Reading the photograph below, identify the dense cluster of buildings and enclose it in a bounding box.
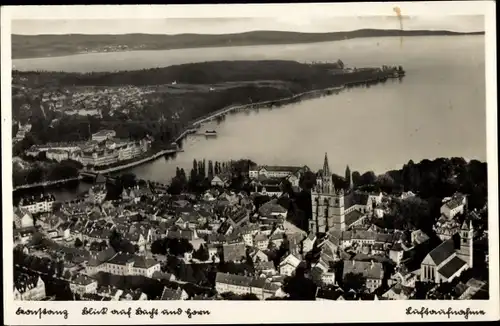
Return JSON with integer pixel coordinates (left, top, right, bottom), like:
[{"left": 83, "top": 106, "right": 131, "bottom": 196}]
[
  {"left": 25, "top": 129, "right": 151, "bottom": 168},
  {"left": 12, "top": 153, "right": 488, "bottom": 301}
]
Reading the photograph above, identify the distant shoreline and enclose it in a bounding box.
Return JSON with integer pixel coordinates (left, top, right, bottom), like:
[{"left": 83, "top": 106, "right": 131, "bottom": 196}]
[{"left": 12, "top": 29, "right": 484, "bottom": 60}]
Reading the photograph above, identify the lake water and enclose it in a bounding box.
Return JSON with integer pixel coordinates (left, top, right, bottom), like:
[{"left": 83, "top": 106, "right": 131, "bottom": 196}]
[{"left": 14, "top": 36, "right": 486, "bottom": 188}]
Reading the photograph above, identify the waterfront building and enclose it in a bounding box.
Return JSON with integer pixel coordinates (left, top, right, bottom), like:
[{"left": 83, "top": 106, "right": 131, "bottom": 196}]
[
  {"left": 248, "top": 165, "right": 309, "bottom": 180},
  {"left": 80, "top": 148, "right": 119, "bottom": 167},
  {"left": 92, "top": 130, "right": 116, "bottom": 142},
  {"left": 25, "top": 143, "right": 83, "bottom": 157},
  {"left": 18, "top": 194, "right": 56, "bottom": 214},
  {"left": 46, "top": 149, "right": 69, "bottom": 162}
]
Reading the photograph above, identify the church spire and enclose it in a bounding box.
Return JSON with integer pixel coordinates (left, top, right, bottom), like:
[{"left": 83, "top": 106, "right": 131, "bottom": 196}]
[{"left": 323, "top": 152, "right": 330, "bottom": 177}]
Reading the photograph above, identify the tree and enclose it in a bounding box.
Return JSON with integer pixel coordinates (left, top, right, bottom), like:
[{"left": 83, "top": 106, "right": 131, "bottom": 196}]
[
  {"left": 352, "top": 171, "right": 362, "bottom": 187},
  {"left": 240, "top": 293, "right": 259, "bottom": 300},
  {"left": 74, "top": 238, "right": 83, "bottom": 248},
  {"left": 119, "top": 173, "right": 137, "bottom": 189},
  {"left": 26, "top": 166, "right": 44, "bottom": 184},
  {"left": 342, "top": 272, "right": 366, "bottom": 293},
  {"left": 30, "top": 232, "right": 44, "bottom": 246},
  {"left": 63, "top": 270, "right": 72, "bottom": 279},
  {"left": 345, "top": 165, "right": 352, "bottom": 190},
  {"left": 56, "top": 260, "right": 65, "bottom": 277},
  {"left": 299, "top": 171, "right": 317, "bottom": 190},
  {"left": 193, "top": 244, "right": 209, "bottom": 261},
  {"left": 108, "top": 229, "right": 135, "bottom": 254},
  {"left": 337, "top": 59, "right": 345, "bottom": 69},
  {"left": 208, "top": 160, "right": 214, "bottom": 179},
  {"left": 360, "top": 171, "right": 377, "bottom": 186},
  {"left": 376, "top": 173, "right": 396, "bottom": 193},
  {"left": 282, "top": 267, "right": 317, "bottom": 300}
]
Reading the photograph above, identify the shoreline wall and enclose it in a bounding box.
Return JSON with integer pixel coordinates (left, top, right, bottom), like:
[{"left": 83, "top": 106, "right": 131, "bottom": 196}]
[{"left": 13, "top": 176, "right": 82, "bottom": 191}]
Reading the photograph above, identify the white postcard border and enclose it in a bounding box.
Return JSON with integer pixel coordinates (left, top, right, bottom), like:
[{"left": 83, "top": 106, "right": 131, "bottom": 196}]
[{"left": 1, "top": 2, "right": 498, "bottom": 324}]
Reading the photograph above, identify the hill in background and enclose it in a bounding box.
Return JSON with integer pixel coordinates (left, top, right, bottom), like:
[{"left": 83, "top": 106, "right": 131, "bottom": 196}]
[{"left": 12, "top": 29, "right": 484, "bottom": 59}]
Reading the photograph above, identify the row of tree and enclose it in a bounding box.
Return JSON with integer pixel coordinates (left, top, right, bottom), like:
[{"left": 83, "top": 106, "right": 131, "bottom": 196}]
[
  {"left": 150, "top": 237, "right": 194, "bottom": 257},
  {"left": 168, "top": 158, "right": 256, "bottom": 195},
  {"left": 13, "top": 159, "right": 82, "bottom": 187}
]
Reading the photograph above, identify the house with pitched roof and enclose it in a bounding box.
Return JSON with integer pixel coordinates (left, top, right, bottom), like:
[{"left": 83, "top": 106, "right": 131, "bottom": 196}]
[
  {"left": 211, "top": 175, "right": 231, "bottom": 188},
  {"left": 214, "top": 272, "right": 279, "bottom": 300},
  {"left": 13, "top": 207, "right": 34, "bottom": 229},
  {"left": 119, "top": 289, "right": 148, "bottom": 301},
  {"left": 215, "top": 272, "right": 253, "bottom": 296},
  {"left": 315, "top": 287, "right": 345, "bottom": 301},
  {"left": 458, "top": 278, "right": 489, "bottom": 300},
  {"left": 278, "top": 253, "right": 302, "bottom": 276},
  {"left": 255, "top": 261, "right": 277, "bottom": 275},
  {"left": 382, "top": 283, "right": 415, "bottom": 300},
  {"left": 98, "top": 252, "right": 161, "bottom": 277},
  {"left": 249, "top": 248, "right": 269, "bottom": 263},
  {"left": 68, "top": 273, "right": 98, "bottom": 295},
  {"left": 160, "top": 287, "right": 188, "bottom": 300},
  {"left": 254, "top": 233, "right": 269, "bottom": 251},
  {"left": 18, "top": 194, "right": 56, "bottom": 214},
  {"left": 389, "top": 242, "right": 404, "bottom": 265},
  {"left": 389, "top": 265, "right": 418, "bottom": 288},
  {"left": 13, "top": 273, "right": 46, "bottom": 301},
  {"left": 342, "top": 260, "right": 384, "bottom": 293},
  {"left": 226, "top": 206, "right": 250, "bottom": 229},
  {"left": 411, "top": 229, "right": 430, "bottom": 246},
  {"left": 222, "top": 242, "right": 247, "bottom": 262},
  {"left": 302, "top": 233, "right": 317, "bottom": 254},
  {"left": 440, "top": 193, "right": 467, "bottom": 220},
  {"left": 258, "top": 199, "right": 288, "bottom": 219}
]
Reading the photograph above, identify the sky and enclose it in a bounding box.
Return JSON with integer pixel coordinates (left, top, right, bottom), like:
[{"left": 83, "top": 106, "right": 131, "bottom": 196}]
[{"left": 12, "top": 15, "right": 484, "bottom": 35}]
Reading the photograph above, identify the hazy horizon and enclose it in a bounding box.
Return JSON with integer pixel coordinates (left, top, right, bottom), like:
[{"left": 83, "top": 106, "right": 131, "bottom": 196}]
[{"left": 12, "top": 15, "right": 484, "bottom": 35}]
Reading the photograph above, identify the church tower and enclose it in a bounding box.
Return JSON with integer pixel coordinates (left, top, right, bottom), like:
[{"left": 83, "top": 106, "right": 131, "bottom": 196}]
[
  {"left": 457, "top": 219, "right": 474, "bottom": 268},
  {"left": 310, "top": 153, "right": 345, "bottom": 234}
]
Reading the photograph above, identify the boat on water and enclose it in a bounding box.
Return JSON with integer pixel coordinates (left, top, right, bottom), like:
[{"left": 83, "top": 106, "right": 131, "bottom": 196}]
[{"left": 204, "top": 130, "right": 217, "bottom": 136}]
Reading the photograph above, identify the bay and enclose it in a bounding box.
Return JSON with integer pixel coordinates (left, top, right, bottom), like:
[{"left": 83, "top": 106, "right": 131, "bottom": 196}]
[{"left": 13, "top": 35, "right": 486, "bottom": 186}]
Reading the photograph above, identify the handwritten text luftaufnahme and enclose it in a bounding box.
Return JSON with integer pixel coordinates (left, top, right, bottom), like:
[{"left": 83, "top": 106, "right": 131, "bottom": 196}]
[{"left": 406, "top": 307, "right": 486, "bottom": 320}]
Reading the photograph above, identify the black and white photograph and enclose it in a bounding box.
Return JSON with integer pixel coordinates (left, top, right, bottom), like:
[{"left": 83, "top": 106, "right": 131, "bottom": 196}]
[{"left": 2, "top": 2, "right": 498, "bottom": 324}]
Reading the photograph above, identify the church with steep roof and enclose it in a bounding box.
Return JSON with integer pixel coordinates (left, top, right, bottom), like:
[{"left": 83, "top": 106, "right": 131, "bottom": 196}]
[{"left": 309, "top": 153, "right": 382, "bottom": 234}]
